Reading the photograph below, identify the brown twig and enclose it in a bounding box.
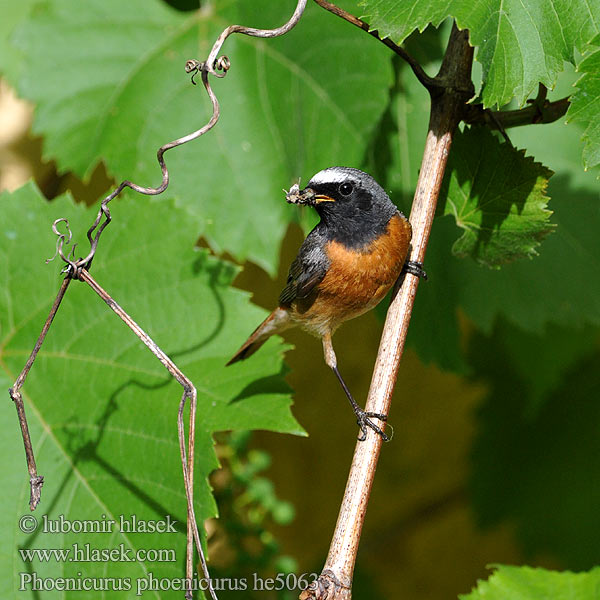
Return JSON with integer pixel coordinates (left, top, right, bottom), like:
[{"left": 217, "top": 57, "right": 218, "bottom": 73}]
[
  {"left": 301, "top": 24, "right": 474, "bottom": 600},
  {"left": 312, "top": 0, "right": 438, "bottom": 91},
  {"left": 76, "top": 267, "right": 215, "bottom": 600},
  {"left": 8, "top": 276, "right": 72, "bottom": 510},
  {"left": 464, "top": 96, "right": 570, "bottom": 129}
]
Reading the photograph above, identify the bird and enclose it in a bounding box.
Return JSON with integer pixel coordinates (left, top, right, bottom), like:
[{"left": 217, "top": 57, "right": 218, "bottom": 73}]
[{"left": 227, "top": 166, "right": 425, "bottom": 441}]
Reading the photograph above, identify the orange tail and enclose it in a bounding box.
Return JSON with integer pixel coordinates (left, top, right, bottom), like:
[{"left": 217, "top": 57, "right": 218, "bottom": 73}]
[{"left": 226, "top": 307, "right": 291, "bottom": 365}]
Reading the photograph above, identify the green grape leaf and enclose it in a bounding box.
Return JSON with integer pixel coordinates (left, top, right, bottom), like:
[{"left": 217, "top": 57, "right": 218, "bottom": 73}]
[
  {"left": 423, "top": 170, "right": 600, "bottom": 347},
  {"left": 454, "top": 73, "right": 600, "bottom": 336},
  {"left": 458, "top": 161, "right": 600, "bottom": 335},
  {"left": 357, "top": 0, "right": 600, "bottom": 107},
  {"left": 461, "top": 565, "right": 600, "bottom": 600},
  {"left": 568, "top": 35, "right": 600, "bottom": 171},
  {"left": 402, "top": 135, "right": 600, "bottom": 370},
  {"left": 0, "top": 183, "right": 302, "bottom": 598},
  {"left": 10, "top": 0, "right": 392, "bottom": 274},
  {"left": 0, "top": 0, "right": 36, "bottom": 80},
  {"left": 440, "top": 127, "right": 554, "bottom": 268},
  {"left": 357, "top": 0, "right": 449, "bottom": 48}
]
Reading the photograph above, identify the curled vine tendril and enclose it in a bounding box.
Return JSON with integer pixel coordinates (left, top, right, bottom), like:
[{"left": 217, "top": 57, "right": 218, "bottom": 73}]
[
  {"left": 46, "top": 219, "right": 71, "bottom": 263},
  {"left": 46, "top": 219, "right": 79, "bottom": 274},
  {"left": 185, "top": 55, "right": 231, "bottom": 84},
  {"left": 51, "top": 0, "right": 307, "bottom": 278}
]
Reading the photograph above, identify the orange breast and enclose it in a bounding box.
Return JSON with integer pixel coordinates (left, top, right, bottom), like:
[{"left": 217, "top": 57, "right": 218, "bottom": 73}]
[{"left": 291, "top": 213, "right": 411, "bottom": 336}]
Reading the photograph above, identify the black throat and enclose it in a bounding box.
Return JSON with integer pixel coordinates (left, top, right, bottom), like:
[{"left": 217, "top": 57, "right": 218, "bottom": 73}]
[{"left": 316, "top": 203, "right": 398, "bottom": 250}]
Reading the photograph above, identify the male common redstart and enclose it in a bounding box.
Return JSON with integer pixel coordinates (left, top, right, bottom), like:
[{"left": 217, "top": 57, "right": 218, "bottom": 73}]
[{"left": 227, "top": 167, "right": 425, "bottom": 441}]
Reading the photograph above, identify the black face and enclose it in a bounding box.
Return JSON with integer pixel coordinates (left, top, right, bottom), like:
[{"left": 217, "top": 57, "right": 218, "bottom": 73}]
[{"left": 287, "top": 167, "right": 398, "bottom": 249}]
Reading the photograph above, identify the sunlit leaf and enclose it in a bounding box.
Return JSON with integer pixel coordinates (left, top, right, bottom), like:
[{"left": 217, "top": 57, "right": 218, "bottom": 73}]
[
  {"left": 440, "top": 127, "right": 554, "bottom": 268},
  {"left": 358, "top": 0, "right": 600, "bottom": 107},
  {"left": 568, "top": 35, "right": 600, "bottom": 171},
  {"left": 0, "top": 183, "right": 301, "bottom": 599},
  {"left": 461, "top": 565, "right": 600, "bottom": 600}
]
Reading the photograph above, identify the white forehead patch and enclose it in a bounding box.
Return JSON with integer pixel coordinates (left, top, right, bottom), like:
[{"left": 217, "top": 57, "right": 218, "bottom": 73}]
[{"left": 309, "top": 168, "right": 354, "bottom": 186}]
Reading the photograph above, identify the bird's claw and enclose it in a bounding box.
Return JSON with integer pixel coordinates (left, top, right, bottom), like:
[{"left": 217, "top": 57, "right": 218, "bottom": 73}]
[
  {"left": 356, "top": 410, "right": 388, "bottom": 442},
  {"left": 404, "top": 260, "right": 427, "bottom": 280}
]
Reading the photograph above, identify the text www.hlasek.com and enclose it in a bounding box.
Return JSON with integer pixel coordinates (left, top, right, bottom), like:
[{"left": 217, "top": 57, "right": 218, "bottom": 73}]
[{"left": 19, "top": 543, "right": 175, "bottom": 563}]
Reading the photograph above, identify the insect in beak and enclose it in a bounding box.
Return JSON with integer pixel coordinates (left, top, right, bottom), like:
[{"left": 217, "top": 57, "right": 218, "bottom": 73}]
[{"left": 285, "top": 185, "right": 334, "bottom": 206}]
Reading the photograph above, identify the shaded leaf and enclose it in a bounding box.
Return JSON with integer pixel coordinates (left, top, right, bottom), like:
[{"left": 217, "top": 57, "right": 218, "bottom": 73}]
[
  {"left": 357, "top": 0, "right": 600, "bottom": 107},
  {"left": 401, "top": 169, "right": 600, "bottom": 371},
  {"left": 568, "top": 35, "right": 600, "bottom": 171},
  {"left": 460, "top": 565, "right": 600, "bottom": 600},
  {"left": 456, "top": 72, "right": 600, "bottom": 334},
  {"left": 468, "top": 325, "right": 600, "bottom": 569},
  {"left": 10, "top": 0, "right": 393, "bottom": 274},
  {"left": 494, "top": 320, "right": 599, "bottom": 415},
  {"left": 440, "top": 127, "right": 554, "bottom": 268},
  {"left": 404, "top": 215, "right": 467, "bottom": 371},
  {"left": 0, "top": 183, "right": 301, "bottom": 598},
  {"left": 458, "top": 178, "right": 600, "bottom": 335}
]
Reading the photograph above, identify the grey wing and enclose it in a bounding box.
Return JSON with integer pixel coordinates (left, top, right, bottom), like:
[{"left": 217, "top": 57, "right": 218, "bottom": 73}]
[{"left": 278, "top": 242, "right": 329, "bottom": 307}]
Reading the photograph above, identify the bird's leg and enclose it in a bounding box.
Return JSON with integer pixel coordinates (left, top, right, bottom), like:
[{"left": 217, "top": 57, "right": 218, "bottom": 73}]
[
  {"left": 322, "top": 333, "right": 388, "bottom": 442},
  {"left": 403, "top": 260, "right": 428, "bottom": 280}
]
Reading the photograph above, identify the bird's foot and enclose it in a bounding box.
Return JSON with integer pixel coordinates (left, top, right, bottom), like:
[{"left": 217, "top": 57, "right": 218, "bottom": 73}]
[
  {"left": 404, "top": 260, "right": 428, "bottom": 280},
  {"left": 355, "top": 409, "right": 388, "bottom": 442}
]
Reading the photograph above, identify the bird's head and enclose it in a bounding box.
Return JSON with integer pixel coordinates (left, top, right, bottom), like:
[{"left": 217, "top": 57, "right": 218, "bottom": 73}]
[{"left": 285, "top": 167, "right": 398, "bottom": 247}]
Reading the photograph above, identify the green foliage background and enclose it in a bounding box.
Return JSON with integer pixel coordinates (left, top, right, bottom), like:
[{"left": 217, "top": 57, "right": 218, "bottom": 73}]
[{"left": 1, "top": 0, "right": 599, "bottom": 599}]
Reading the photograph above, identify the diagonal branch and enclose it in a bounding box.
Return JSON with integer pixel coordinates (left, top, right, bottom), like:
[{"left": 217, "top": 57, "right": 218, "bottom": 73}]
[
  {"left": 312, "top": 0, "right": 438, "bottom": 91},
  {"left": 9, "top": 276, "right": 72, "bottom": 510},
  {"left": 302, "top": 23, "right": 474, "bottom": 600}
]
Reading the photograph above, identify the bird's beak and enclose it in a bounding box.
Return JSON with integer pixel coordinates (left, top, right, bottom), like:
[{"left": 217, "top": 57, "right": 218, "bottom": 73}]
[{"left": 285, "top": 185, "right": 334, "bottom": 206}]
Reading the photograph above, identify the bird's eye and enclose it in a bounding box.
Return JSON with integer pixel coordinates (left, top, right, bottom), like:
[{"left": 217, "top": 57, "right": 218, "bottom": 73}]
[{"left": 339, "top": 182, "right": 353, "bottom": 196}]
